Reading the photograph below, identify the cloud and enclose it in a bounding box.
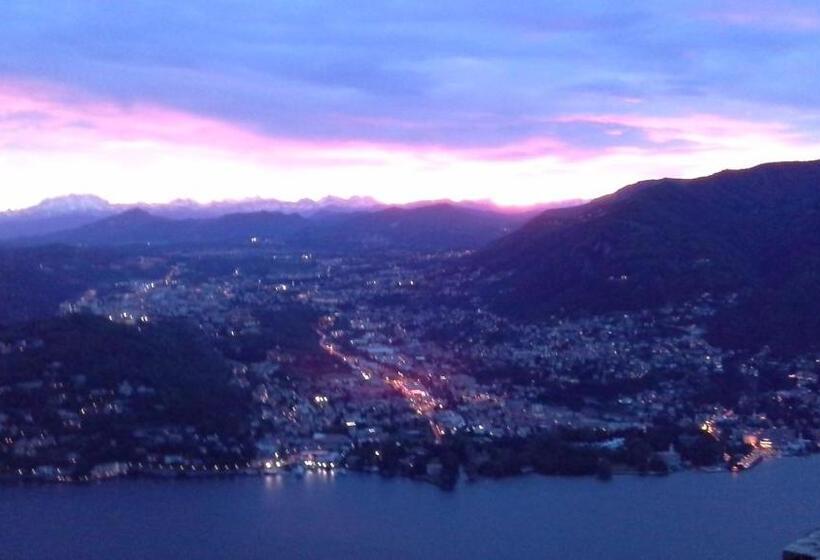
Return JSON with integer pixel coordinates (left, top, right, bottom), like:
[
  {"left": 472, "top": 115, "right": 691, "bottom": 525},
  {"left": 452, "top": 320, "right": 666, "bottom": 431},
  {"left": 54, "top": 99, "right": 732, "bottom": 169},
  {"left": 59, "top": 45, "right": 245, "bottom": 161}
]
[
  {"left": 1, "top": 2, "right": 818, "bottom": 143},
  {"left": 1, "top": 1, "right": 820, "bottom": 207},
  {"left": 2, "top": 80, "right": 820, "bottom": 212}
]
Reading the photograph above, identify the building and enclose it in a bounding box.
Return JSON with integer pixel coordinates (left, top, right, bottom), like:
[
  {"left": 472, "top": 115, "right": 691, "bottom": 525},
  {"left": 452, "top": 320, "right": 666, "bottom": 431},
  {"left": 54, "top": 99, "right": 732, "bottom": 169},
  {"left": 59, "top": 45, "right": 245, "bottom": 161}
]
[{"left": 90, "top": 462, "right": 130, "bottom": 480}]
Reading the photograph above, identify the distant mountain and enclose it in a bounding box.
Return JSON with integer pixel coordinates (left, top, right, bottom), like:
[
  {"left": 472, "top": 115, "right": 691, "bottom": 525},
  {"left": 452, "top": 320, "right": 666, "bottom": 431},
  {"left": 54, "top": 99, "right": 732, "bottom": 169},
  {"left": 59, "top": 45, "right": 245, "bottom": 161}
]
[
  {"left": 145, "top": 195, "right": 384, "bottom": 219},
  {"left": 15, "top": 201, "right": 559, "bottom": 252},
  {"left": 0, "top": 195, "right": 383, "bottom": 241},
  {"left": 23, "top": 208, "right": 308, "bottom": 247},
  {"left": 476, "top": 159, "right": 820, "bottom": 353},
  {"left": 0, "top": 194, "right": 581, "bottom": 242},
  {"left": 305, "top": 202, "right": 539, "bottom": 251},
  {"left": 19, "top": 194, "right": 114, "bottom": 215},
  {"left": 0, "top": 195, "right": 116, "bottom": 239}
]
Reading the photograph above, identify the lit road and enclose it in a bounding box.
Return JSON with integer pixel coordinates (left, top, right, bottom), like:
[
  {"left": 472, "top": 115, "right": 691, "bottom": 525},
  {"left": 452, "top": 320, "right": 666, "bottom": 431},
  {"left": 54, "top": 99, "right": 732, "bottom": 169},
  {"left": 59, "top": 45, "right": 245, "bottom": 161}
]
[{"left": 318, "top": 330, "right": 447, "bottom": 441}]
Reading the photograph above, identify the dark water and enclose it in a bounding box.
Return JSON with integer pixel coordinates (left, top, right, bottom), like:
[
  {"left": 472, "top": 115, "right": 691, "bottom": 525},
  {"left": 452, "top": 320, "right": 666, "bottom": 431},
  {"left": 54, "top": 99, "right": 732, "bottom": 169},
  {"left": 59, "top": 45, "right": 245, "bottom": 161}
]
[{"left": 3, "top": 457, "right": 820, "bottom": 560}]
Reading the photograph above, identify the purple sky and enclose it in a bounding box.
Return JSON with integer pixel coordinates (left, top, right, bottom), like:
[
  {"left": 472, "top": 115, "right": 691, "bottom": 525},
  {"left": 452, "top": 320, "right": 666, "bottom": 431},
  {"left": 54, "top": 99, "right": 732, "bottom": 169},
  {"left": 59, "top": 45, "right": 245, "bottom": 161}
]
[{"left": 2, "top": 1, "right": 820, "bottom": 209}]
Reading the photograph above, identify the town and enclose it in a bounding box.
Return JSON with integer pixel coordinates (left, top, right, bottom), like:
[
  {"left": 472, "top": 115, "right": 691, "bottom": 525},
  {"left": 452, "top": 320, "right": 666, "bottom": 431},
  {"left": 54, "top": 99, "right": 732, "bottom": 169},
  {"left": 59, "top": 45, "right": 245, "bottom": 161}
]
[{"left": 2, "top": 246, "right": 819, "bottom": 489}]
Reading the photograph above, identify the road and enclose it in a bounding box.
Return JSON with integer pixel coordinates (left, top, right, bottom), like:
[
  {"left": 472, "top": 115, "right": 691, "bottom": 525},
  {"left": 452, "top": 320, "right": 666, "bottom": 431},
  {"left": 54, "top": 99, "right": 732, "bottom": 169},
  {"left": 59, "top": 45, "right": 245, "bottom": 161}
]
[{"left": 318, "top": 330, "right": 447, "bottom": 441}]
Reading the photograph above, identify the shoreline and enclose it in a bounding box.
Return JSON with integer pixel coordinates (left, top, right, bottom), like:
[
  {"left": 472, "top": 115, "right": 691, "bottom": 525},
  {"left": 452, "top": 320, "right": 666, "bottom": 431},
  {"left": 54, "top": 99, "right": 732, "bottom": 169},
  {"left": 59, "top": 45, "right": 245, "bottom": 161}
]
[{"left": 4, "top": 452, "right": 806, "bottom": 489}]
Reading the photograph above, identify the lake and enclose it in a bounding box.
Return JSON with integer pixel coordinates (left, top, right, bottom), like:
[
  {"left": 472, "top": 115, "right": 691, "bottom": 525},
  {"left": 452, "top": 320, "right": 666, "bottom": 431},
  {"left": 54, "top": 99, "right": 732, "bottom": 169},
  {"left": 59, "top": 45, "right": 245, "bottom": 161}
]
[{"left": 3, "top": 456, "right": 820, "bottom": 560}]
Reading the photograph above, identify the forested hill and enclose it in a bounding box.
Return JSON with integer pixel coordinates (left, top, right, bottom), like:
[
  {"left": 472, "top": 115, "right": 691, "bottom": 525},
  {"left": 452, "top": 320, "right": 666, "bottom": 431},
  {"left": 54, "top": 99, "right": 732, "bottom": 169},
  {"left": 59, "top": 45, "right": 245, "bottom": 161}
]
[{"left": 476, "top": 159, "right": 820, "bottom": 353}]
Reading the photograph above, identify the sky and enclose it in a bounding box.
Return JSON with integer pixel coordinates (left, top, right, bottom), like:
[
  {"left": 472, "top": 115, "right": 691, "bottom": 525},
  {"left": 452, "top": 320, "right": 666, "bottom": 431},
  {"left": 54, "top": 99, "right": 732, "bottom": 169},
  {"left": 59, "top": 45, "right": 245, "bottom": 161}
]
[{"left": 2, "top": 1, "right": 820, "bottom": 210}]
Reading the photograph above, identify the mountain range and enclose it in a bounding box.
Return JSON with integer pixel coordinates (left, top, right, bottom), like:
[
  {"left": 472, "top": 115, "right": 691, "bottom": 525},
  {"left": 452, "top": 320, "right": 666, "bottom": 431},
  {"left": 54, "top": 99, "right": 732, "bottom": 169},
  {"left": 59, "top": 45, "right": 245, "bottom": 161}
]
[
  {"left": 7, "top": 200, "right": 568, "bottom": 252},
  {"left": 476, "top": 159, "right": 820, "bottom": 353},
  {"left": 0, "top": 194, "right": 381, "bottom": 240},
  {"left": 5, "top": 159, "right": 820, "bottom": 352},
  {"left": 28, "top": 208, "right": 309, "bottom": 248}
]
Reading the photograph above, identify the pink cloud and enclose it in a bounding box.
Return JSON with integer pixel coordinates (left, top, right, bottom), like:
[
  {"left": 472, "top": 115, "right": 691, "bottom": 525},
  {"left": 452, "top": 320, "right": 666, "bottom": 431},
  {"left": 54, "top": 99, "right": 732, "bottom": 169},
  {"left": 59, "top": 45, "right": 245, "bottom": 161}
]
[
  {"left": 554, "top": 113, "right": 804, "bottom": 150},
  {"left": 2, "top": 81, "right": 820, "bottom": 211},
  {"left": 0, "top": 81, "right": 348, "bottom": 161},
  {"left": 0, "top": 81, "right": 588, "bottom": 166},
  {"left": 700, "top": 9, "right": 820, "bottom": 31}
]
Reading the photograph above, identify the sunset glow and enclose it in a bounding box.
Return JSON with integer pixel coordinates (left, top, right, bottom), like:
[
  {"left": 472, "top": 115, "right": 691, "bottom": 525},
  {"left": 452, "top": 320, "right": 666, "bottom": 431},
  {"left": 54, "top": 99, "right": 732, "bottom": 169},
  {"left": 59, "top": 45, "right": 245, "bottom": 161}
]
[{"left": 2, "top": 2, "right": 820, "bottom": 209}]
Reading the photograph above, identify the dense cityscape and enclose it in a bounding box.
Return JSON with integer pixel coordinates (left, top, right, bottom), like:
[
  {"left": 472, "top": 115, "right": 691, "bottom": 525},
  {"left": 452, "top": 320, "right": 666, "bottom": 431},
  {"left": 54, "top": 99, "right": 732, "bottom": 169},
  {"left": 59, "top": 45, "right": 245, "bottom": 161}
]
[{"left": 3, "top": 244, "right": 818, "bottom": 490}]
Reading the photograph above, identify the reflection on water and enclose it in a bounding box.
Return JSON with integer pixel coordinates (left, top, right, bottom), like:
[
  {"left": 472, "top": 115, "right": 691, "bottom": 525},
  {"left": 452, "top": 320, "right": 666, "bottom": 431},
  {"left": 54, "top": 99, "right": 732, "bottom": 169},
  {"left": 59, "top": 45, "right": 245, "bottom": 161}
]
[{"left": 4, "top": 456, "right": 820, "bottom": 560}]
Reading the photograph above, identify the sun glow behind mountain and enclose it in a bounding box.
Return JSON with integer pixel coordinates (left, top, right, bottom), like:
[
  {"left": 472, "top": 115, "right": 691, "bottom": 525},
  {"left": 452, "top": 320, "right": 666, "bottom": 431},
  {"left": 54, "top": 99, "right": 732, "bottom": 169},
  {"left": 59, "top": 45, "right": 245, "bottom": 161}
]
[{"left": 2, "top": 2, "right": 820, "bottom": 210}]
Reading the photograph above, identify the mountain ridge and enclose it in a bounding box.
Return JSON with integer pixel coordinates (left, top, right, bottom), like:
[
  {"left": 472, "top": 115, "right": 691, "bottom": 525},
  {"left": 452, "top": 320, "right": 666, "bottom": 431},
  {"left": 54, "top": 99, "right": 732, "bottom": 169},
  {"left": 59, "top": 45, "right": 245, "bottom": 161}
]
[
  {"left": 0, "top": 194, "right": 582, "bottom": 242},
  {"left": 476, "top": 158, "right": 820, "bottom": 352},
  {"left": 11, "top": 202, "right": 554, "bottom": 252}
]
